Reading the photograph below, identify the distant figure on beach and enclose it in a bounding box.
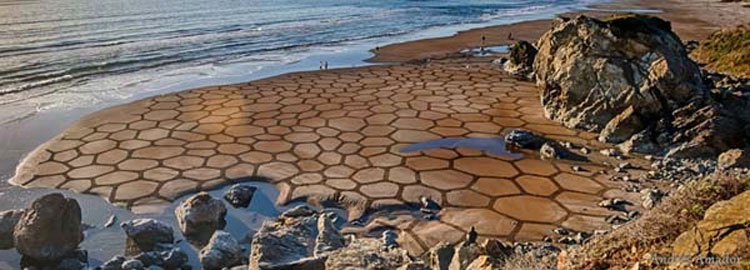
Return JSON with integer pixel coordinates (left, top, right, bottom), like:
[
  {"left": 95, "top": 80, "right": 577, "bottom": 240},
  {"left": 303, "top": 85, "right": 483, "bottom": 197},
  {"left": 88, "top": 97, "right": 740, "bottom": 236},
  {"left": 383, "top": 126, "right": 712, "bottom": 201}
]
[
  {"left": 319, "top": 61, "right": 323, "bottom": 70},
  {"left": 481, "top": 34, "right": 486, "bottom": 45},
  {"left": 324, "top": 61, "right": 329, "bottom": 70},
  {"left": 508, "top": 32, "right": 514, "bottom": 40},
  {"left": 375, "top": 46, "right": 380, "bottom": 52}
]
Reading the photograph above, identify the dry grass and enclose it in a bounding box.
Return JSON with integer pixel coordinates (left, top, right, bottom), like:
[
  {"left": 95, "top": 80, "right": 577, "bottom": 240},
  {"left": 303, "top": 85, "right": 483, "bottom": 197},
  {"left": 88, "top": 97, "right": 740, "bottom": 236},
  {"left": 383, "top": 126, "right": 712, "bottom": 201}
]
[
  {"left": 561, "top": 173, "right": 750, "bottom": 270},
  {"left": 691, "top": 24, "right": 750, "bottom": 77},
  {"left": 500, "top": 253, "right": 557, "bottom": 270}
]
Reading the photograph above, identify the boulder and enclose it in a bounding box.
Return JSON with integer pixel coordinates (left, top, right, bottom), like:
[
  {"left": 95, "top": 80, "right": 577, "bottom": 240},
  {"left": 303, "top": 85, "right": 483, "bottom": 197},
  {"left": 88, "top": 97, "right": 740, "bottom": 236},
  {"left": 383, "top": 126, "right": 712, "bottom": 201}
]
[
  {"left": 671, "top": 190, "right": 750, "bottom": 266},
  {"left": 248, "top": 205, "right": 321, "bottom": 269},
  {"left": 223, "top": 184, "right": 257, "bottom": 208},
  {"left": 717, "top": 148, "right": 750, "bottom": 170},
  {"left": 504, "top": 129, "right": 547, "bottom": 150},
  {"left": 121, "top": 218, "right": 174, "bottom": 251},
  {"left": 0, "top": 209, "right": 24, "bottom": 249},
  {"left": 175, "top": 192, "right": 227, "bottom": 245},
  {"left": 199, "top": 231, "right": 243, "bottom": 270},
  {"left": 534, "top": 15, "right": 706, "bottom": 132},
  {"left": 13, "top": 193, "right": 83, "bottom": 263},
  {"left": 501, "top": 40, "right": 538, "bottom": 79}
]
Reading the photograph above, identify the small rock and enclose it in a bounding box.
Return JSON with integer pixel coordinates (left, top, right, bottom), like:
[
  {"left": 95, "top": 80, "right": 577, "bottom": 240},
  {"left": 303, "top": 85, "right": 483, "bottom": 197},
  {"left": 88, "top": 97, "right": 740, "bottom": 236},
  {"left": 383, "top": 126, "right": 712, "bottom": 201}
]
[
  {"left": 121, "top": 218, "right": 174, "bottom": 251},
  {"left": 121, "top": 259, "right": 144, "bottom": 270},
  {"left": 553, "top": 228, "right": 569, "bottom": 235},
  {"left": 580, "top": 147, "right": 590, "bottom": 154},
  {"left": 223, "top": 185, "right": 257, "bottom": 208},
  {"left": 99, "top": 255, "right": 126, "bottom": 270},
  {"left": 419, "top": 196, "right": 441, "bottom": 211},
  {"left": 104, "top": 215, "right": 117, "bottom": 228},
  {"left": 382, "top": 230, "right": 399, "bottom": 248},
  {"left": 199, "top": 231, "right": 242, "bottom": 270}
]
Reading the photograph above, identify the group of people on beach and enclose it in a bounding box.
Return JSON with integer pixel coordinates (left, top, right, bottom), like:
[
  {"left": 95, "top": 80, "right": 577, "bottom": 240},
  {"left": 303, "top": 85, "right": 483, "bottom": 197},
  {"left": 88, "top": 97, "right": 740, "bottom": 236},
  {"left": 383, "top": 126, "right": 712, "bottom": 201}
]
[{"left": 319, "top": 61, "right": 329, "bottom": 70}]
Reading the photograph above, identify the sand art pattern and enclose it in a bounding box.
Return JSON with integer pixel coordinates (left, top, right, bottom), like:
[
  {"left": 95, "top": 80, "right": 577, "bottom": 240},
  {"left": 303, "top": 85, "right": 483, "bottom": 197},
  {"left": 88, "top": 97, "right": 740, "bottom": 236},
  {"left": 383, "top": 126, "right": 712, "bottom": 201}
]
[{"left": 11, "top": 59, "right": 645, "bottom": 254}]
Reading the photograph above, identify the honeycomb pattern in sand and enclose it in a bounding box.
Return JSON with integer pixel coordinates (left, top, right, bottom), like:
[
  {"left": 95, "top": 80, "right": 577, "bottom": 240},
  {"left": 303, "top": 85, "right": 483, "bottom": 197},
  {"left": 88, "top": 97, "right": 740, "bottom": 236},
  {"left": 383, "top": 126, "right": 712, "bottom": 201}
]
[{"left": 12, "top": 60, "right": 643, "bottom": 255}]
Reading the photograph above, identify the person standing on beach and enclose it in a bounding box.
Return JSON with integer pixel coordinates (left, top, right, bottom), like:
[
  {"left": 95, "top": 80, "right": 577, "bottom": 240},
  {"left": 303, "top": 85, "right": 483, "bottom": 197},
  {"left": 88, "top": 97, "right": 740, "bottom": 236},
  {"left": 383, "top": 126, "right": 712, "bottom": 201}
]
[
  {"left": 324, "top": 61, "right": 329, "bottom": 70},
  {"left": 508, "top": 32, "right": 513, "bottom": 40},
  {"left": 319, "top": 61, "right": 323, "bottom": 70}
]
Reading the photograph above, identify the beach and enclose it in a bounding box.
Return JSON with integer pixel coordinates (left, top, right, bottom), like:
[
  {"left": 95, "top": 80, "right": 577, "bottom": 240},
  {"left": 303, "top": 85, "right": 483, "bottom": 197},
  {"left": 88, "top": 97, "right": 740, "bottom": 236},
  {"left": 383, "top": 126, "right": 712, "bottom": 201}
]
[{"left": 2, "top": 0, "right": 750, "bottom": 268}]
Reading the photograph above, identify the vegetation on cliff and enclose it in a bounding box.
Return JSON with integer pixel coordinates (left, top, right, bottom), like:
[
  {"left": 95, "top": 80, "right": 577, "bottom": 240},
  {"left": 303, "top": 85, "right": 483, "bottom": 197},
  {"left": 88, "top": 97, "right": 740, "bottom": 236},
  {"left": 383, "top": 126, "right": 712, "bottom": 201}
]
[{"left": 692, "top": 24, "right": 750, "bottom": 77}]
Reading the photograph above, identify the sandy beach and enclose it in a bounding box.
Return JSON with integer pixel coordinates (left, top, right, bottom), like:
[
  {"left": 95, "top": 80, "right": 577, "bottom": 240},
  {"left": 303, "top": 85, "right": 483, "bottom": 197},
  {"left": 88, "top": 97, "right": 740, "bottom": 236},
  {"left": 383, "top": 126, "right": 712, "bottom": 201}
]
[{"left": 2, "top": 0, "right": 749, "bottom": 268}]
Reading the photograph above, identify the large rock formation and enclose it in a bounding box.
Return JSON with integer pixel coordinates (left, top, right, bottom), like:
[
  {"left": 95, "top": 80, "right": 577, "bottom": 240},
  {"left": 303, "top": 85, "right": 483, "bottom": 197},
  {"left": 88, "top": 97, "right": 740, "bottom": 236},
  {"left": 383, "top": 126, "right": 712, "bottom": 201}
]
[
  {"left": 13, "top": 193, "right": 83, "bottom": 263},
  {"left": 535, "top": 15, "right": 706, "bottom": 132},
  {"left": 534, "top": 15, "right": 748, "bottom": 158},
  {"left": 175, "top": 192, "right": 227, "bottom": 245}
]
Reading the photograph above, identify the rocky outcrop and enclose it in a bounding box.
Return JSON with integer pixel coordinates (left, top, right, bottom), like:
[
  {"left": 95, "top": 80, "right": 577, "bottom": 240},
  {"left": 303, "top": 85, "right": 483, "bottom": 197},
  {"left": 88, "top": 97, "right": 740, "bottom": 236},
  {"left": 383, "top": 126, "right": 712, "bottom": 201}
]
[
  {"left": 223, "top": 184, "right": 257, "bottom": 208},
  {"left": 671, "top": 190, "right": 750, "bottom": 267},
  {"left": 120, "top": 218, "right": 174, "bottom": 251},
  {"left": 500, "top": 41, "right": 538, "bottom": 79},
  {"left": 13, "top": 193, "right": 83, "bottom": 263},
  {"left": 0, "top": 209, "right": 24, "bottom": 249},
  {"left": 324, "top": 237, "right": 411, "bottom": 270},
  {"left": 175, "top": 192, "right": 227, "bottom": 245},
  {"left": 199, "top": 231, "right": 243, "bottom": 270},
  {"left": 717, "top": 148, "right": 750, "bottom": 170},
  {"left": 534, "top": 15, "right": 748, "bottom": 158}
]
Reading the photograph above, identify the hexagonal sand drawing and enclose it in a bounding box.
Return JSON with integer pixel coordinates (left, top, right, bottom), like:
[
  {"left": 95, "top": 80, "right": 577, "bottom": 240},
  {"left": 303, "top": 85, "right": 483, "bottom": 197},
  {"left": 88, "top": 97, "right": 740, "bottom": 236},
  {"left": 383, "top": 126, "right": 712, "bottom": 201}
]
[{"left": 10, "top": 59, "right": 651, "bottom": 256}]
